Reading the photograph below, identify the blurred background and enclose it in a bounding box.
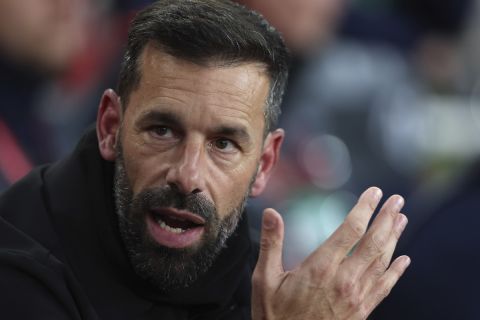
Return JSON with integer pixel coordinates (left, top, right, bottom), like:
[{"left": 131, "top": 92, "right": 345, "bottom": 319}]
[{"left": 1, "top": 0, "right": 480, "bottom": 317}]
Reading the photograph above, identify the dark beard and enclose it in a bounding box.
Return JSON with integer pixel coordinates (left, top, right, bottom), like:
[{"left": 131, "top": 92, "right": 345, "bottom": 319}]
[{"left": 113, "top": 147, "right": 248, "bottom": 291}]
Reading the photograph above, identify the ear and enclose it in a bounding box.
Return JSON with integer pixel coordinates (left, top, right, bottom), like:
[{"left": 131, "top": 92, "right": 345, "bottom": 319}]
[
  {"left": 96, "top": 89, "right": 122, "bottom": 161},
  {"left": 250, "top": 129, "right": 285, "bottom": 197}
]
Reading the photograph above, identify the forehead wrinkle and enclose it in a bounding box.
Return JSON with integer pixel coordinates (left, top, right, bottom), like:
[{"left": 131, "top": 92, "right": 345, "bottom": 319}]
[
  {"left": 202, "top": 69, "right": 269, "bottom": 104},
  {"left": 147, "top": 92, "right": 190, "bottom": 106},
  {"left": 204, "top": 78, "right": 268, "bottom": 117},
  {"left": 213, "top": 86, "right": 261, "bottom": 108},
  {"left": 140, "top": 43, "right": 270, "bottom": 90},
  {"left": 146, "top": 78, "right": 262, "bottom": 104},
  {"left": 142, "top": 81, "right": 264, "bottom": 123},
  {"left": 144, "top": 81, "right": 199, "bottom": 96},
  {"left": 139, "top": 49, "right": 269, "bottom": 107},
  {"left": 138, "top": 86, "right": 258, "bottom": 123},
  {"left": 143, "top": 62, "right": 268, "bottom": 100},
  {"left": 209, "top": 102, "right": 256, "bottom": 124}
]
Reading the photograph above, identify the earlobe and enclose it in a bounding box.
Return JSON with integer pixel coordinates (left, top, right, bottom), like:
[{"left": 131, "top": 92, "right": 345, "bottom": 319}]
[
  {"left": 250, "top": 129, "right": 284, "bottom": 197},
  {"left": 96, "top": 89, "right": 122, "bottom": 161}
]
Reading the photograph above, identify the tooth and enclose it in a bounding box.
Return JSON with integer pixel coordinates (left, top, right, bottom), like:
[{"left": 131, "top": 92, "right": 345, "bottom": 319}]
[{"left": 156, "top": 218, "right": 185, "bottom": 234}]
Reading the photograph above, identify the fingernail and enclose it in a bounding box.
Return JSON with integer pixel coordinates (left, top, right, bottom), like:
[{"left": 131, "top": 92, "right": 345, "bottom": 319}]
[
  {"left": 403, "top": 256, "right": 411, "bottom": 268},
  {"left": 393, "top": 195, "right": 404, "bottom": 211},
  {"left": 370, "top": 187, "right": 382, "bottom": 202},
  {"left": 263, "top": 212, "right": 277, "bottom": 230}
]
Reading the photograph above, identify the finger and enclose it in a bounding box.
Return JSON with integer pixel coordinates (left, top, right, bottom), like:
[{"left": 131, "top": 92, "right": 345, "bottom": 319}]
[
  {"left": 305, "top": 187, "right": 382, "bottom": 268},
  {"left": 253, "top": 208, "right": 285, "bottom": 285},
  {"left": 364, "top": 255, "right": 411, "bottom": 315},
  {"left": 358, "top": 214, "right": 408, "bottom": 295},
  {"left": 340, "top": 195, "right": 404, "bottom": 279},
  {"left": 366, "top": 195, "right": 404, "bottom": 234}
]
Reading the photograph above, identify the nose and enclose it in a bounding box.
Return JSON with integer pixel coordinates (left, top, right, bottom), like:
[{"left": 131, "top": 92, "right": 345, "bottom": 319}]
[{"left": 165, "top": 140, "right": 205, "bottom": 195}]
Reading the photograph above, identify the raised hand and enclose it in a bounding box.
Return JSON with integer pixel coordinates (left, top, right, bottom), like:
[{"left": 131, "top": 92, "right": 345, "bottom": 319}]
[{"left": 252, "top": 187, "right": 410, "bottom": 320}]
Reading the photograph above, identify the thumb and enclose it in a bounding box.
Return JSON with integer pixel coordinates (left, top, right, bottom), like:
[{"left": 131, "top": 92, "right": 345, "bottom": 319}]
[{"left": 255, "top": 208, "right": 285, "bottom": 281}]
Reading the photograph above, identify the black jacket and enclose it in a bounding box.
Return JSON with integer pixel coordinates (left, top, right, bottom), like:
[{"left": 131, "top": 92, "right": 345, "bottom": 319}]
[
  {"left": 371, "top": 163, "right": 480, "bottom": 319},
  {"left": 0, "top": 129, "right": 255, "bottom": 320}
]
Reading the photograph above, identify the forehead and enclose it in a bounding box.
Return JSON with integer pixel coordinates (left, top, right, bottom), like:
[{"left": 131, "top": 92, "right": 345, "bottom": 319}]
[{"left": 124, "top": 44, "right": 271, "bottom": 133}]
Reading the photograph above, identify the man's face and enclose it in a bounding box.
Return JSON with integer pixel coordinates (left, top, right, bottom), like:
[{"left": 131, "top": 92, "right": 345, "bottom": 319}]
[{"left": 111, "top": 45, "right": 271, "bottom": 289}]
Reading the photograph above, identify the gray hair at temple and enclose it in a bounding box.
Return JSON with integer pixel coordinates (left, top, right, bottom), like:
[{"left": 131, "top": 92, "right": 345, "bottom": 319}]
[{"left": 117, "top": 0, "right": 290, "bottom": 133}]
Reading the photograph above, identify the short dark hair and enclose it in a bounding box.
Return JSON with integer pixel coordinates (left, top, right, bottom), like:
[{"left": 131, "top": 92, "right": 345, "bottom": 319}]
[{"left": 117, "top": 0, "right": 289, "bottom": 132}]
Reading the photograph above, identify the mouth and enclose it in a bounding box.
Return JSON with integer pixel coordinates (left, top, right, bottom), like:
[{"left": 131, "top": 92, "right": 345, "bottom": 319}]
[{"left": 146, "top": 208, "right": 206, "bottom": 248}]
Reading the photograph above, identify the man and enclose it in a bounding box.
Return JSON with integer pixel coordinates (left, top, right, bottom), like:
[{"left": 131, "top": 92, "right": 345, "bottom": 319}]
[{"left": 0, "top": 1, "right": 410, "bottom": 319}]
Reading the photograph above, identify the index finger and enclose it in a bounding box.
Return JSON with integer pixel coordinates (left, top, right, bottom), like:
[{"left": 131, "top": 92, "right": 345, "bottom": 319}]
[{"left": 302, "top": 187, "right": 383, "bottom": 269}]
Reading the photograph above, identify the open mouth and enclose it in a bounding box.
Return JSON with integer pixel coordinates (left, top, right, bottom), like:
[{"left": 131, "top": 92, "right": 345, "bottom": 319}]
[
  {"left": 152, "top": 210, "right": 205, "bottom": 233},
  {"left": 146, "top": 208, "right": 206, "bottom": 248}
]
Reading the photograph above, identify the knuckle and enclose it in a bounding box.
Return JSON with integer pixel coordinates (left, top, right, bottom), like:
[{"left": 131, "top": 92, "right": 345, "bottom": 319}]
[
  {"left": 358, "top": 192, "right": 378, "bottom": 212},
  {"left": 367, "top": 200, "right": 377, "bottom": 212},
  {"left": 360, "top": 238, "right": 383, "bottom": 263},
  {"left": 309, "top": 259, "right": 333, "bottom": 282},
  {"left": 344, "top": 217, "right": 366, "bottom": 240},
  {"left": 259, "top": 236, "right": 275, "bottom": 252},
  {"left": 337, "top": 277, "right": 357, "bottom": 297},
  {"left": 378, "top": 254, "right": 390, "bottom": 270},
  {"left": 346, "top": 293, "right": 361, "bottom": 310},
  {"left": 372, "top": 257, "right": 389, "bottom": 278},
  {"left": 371, "top": 233, "right": 386, "bottom": 252},
  {"left": 364, "top": 247, "right": 376, "bottom": 262},
  {"left": 332, "top": 232, "right": 354, "bottom": 249},
  {"left": 359, "top": 233, "right": 386, "bottom": 262},
  {"left": 387, "top": 207, "right": 398, "bottom": 220},
  {"left": 376, "top": 278, "right": 393, "bottom": 300},
  {"left": 378, "top": 286, "right": 392, "bottom": 301},
  {"left": 372, "top": 265, "right": 385, "bottom": 278}
]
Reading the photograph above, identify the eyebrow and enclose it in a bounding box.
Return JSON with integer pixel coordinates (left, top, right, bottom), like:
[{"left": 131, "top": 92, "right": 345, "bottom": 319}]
[
  {"left": 136, "top": 110, "right": 183, "bottom": 128},
  {"left": 212, "top": 125, "right": 252, "bottom": 145}
]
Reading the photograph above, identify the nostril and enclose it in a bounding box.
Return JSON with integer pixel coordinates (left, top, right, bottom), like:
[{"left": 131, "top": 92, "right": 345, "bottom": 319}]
[
  {"left": 167, "top": 182, "right": 179, "bottom": 192},
  {"left": 167, "top": 182, "right": 201, "bottom": 195}
]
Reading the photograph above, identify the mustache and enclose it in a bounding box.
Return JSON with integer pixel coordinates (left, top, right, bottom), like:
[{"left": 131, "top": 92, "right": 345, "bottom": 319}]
[{"left": 132, "top": 185, "right": 217, "bottom": 221}]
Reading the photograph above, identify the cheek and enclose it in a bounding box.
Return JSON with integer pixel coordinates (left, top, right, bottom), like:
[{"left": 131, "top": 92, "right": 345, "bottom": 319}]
[
  {"left": 120, "top": 137, "right": 169, "bottom": 195},
  {"left": 211, "top": 163, "right": 257, "bottom": 218}
]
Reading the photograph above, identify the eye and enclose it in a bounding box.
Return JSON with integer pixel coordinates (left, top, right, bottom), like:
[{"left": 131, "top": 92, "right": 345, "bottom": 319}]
[
  {"left": 149, "top": 126, "right": 174, "bottom": 138},
  {"left": 213, "top": 138, "right": 237, "bottom": 152}
]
